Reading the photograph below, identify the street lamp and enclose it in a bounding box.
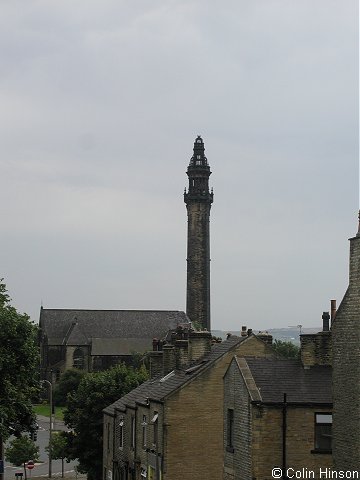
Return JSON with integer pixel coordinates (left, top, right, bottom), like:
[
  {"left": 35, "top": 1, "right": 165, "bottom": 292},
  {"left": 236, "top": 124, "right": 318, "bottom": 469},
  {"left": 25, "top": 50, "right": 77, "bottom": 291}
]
[{"left": 40, "top": 380, "right": 53, "bottom": 478}]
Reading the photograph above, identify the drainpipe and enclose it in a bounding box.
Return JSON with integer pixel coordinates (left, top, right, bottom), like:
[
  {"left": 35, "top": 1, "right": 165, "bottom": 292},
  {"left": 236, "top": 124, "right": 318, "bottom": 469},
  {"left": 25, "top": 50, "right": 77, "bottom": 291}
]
[{"left": 282, "top": 393, "right": 287, "bottom": 480}]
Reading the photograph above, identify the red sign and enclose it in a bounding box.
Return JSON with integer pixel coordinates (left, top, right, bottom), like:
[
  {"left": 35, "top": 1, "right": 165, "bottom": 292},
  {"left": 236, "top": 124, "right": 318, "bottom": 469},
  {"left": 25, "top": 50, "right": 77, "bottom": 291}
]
[{"left": 26, "top": 461, "right": 35, "bottom": 470}]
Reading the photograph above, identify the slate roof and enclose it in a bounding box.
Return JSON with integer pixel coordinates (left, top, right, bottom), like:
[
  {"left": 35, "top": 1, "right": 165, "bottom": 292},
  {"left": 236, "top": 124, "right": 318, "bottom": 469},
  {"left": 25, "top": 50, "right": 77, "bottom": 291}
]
[
  {"left": 91, "top": 338, "right": 152, "bottom": 356},
  {"left": 104, "top": 335, "right": 247, "bottom": 415},
  {"left": 242, "top": 357, "right": 332, "bottom": 404},
  {"left": 40, "top": 308, "right": 189, "bottom": 352}
]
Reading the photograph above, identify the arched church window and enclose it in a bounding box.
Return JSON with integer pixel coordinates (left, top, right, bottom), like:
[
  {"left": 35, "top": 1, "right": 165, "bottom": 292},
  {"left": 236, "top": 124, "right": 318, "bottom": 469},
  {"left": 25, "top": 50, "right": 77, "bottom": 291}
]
[{"left": 73, "top": 348, "right": 85, "bottom": 369}]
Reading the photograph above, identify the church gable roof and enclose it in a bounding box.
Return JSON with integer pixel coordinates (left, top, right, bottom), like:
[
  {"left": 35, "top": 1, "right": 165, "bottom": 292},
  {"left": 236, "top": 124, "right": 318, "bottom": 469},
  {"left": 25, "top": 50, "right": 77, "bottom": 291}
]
[
  {"left": 40, "top": 308, "right": 189, "bottom": 347},
  {"left": 63, "top": 321, "right": 88, "bottom": 346}
]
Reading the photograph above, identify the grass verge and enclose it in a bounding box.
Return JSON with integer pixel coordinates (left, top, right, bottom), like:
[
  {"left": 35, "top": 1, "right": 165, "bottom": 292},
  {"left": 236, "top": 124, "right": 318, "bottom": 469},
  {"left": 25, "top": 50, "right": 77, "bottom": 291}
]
[{"left": 33, "top": 404, "right": 65, "bottom": 420}]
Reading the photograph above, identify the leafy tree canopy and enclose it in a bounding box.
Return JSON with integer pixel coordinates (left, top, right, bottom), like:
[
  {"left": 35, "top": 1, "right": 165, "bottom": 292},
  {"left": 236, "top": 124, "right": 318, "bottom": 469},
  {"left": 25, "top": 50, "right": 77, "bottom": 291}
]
[
  {"left": 5, "top": 435, "right": 39, "bottom": 466},
  {"left": 46, "top": 431, "right": 69, "bottom": 478},
  {"left": 0, "top": 280, "right": 39, "bottom": 439},
  {"left": 53, "top": 369, "right": 86, "bottom": 405},
  {"left": 46, "top": 431, "right": 68, "bottom": 460},
  {"left": 63, "top": 363, "right": 148, "bottom": 480},
  {"left": 273, "top": 339, "right": 300, "bottom": 358}
]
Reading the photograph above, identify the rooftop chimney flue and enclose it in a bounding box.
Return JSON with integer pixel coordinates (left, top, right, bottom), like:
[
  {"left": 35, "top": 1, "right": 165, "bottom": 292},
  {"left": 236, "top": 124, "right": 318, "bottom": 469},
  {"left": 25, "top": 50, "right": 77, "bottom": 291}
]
[
  {"left": 331, "top": 300, "right": 337, "bottom": 324},
  {"left": 322, "top": 311, "right": 330, "bottom": 332}
]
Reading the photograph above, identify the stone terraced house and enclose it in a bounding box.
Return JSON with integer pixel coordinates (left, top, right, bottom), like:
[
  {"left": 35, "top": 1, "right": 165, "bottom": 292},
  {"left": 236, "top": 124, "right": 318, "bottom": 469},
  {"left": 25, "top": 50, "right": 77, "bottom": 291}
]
[
  {"left": 103, "top": 327, "right": 275, "bottom": 480},
  {"left": 223, "top": 355, "right": 333, "bottom": 480}
]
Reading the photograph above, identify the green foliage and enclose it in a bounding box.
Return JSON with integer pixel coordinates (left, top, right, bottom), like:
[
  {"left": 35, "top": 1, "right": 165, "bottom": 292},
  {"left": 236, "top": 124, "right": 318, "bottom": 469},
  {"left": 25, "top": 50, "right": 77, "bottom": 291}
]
[
  {"left": 5, "top": 435, "right": 39, "bottom": 466},
  {"left": 53, "top": 369, "right": 86, "bottom": 405},
  {"left": 129, "top": 351, "right": 149, "bottom": 371},
  {"left": 0, "top": 279, "right": 39, "bottom": 439},
  {"left": 46, "top": 431, "right": 69, "bottom": 478},
  {"left": 191, "top": 320, "right": 202, "bottom": 331},
  {"left": 63, "top": 363, "right": 149, "bottom": 480},
  {"left": 273, "top": 339, "right": 300, "bottom": 358},
  {"left": 46, "top": 431, "right": 68, "bottom": 459}
]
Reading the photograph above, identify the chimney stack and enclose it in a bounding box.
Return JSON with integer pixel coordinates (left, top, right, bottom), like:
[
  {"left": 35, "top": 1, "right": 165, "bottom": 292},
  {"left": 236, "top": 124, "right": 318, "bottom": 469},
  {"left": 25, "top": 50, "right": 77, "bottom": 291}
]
[
  {"left": 322, "top": 312, "right": 330, "bottom": 332},
  {"left": 241, "top": 326, "right": 247, "bottom": 337},
  {"left": 163, "top": 344, "right": 176, "bottom": 374},
  {"left": 331, "top": 299, "right": 337, "bottom": 324}
]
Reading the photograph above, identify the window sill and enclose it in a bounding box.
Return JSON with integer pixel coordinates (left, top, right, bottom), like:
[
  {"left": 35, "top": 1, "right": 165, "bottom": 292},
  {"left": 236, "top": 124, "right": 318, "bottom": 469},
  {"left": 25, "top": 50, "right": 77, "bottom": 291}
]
[
  {"left": 311, "top": 449, "right": 332, "bottom": 455},
  {"left": 226, "top": 446, "right": 234, "bottom": 453}
]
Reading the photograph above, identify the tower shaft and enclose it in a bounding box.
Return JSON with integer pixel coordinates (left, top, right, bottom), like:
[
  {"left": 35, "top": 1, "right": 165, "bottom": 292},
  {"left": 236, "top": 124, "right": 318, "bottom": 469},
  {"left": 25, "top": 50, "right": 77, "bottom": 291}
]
[{"left": 184, "top": 136, "right": 213, "bottom": 331}]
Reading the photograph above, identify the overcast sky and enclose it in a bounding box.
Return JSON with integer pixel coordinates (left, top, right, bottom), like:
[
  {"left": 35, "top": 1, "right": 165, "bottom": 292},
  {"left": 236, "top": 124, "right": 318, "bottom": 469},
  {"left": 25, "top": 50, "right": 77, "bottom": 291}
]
[{"left": 0, "top": 1, "right": 358, "bottom": 331}]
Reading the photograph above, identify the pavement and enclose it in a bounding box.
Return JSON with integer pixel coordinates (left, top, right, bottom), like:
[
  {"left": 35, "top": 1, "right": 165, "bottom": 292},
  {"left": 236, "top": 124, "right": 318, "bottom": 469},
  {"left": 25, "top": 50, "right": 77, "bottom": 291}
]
[{"left": 4, "top": 416, "right": 83, "bottom": 480}]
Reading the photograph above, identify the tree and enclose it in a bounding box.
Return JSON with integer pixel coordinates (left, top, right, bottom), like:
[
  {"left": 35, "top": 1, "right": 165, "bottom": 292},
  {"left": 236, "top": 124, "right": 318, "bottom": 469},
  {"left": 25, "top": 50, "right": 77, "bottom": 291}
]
[
  {"left": 5, "top": 436, "right": 39, "bottom": 479},
  {"left": 273, "top": 339, "right": 300, "bottom": 358},
  {"left": 63, "top": 363, "right": 148, "bottom": 480},
  {"left": 46, "top": 432, "right": 68, "bottom": 478},
  {"left": 53, "top": 369, "right": 86, "bottom": 405},
  {"left": 0, "top": 280, "right": 39, "bottom": 440}
]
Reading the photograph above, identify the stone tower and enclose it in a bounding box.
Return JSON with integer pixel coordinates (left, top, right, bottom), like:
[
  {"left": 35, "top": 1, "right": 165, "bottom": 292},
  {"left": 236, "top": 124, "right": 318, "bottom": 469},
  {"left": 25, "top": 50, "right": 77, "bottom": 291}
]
[
  {"left": 332, "top": 212, "right": 360, "bottom": 471},
  {"left": 184, "top": 136, "right": 213, "bottom": 331}
]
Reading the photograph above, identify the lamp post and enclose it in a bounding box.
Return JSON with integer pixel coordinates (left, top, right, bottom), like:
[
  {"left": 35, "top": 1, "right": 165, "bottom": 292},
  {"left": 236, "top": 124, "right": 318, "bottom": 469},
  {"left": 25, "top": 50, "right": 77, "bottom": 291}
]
[{"left": 40, "top": 380, "right": 53, "bottom": 478}]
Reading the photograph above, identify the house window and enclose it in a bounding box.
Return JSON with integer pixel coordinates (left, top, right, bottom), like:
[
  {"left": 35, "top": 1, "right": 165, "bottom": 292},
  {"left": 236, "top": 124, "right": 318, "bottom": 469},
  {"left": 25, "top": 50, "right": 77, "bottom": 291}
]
[
  {"left": 151, "top": 411, "right": 158, "bottom": 446},
  {"left": 142, "top": 415, "right": 147, "bottom": 448},
  {"left": 131, "top": 416, "right": 135, "bottom": 449},
  {"left": 314, "top": 413, "right": 332, "bottom": 452},
  {"left": 119, "top": 419, "right": 124, "bottom": 449},
  {"left": 227, "top": 408, "right": 234, "bottom": 452}
]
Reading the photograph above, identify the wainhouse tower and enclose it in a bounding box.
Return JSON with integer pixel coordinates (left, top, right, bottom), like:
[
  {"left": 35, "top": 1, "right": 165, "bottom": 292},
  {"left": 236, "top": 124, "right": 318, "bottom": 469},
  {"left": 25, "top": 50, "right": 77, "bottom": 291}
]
[{"left": 184, "top": 136, "right": 213, "bottom": 331}]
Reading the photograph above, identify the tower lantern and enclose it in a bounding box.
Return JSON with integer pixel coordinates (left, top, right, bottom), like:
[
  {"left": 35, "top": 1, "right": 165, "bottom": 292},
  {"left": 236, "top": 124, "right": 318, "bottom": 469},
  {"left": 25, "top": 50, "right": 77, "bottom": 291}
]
[{"left": 184, "top": 136, "right": 213, "bottom": 331}]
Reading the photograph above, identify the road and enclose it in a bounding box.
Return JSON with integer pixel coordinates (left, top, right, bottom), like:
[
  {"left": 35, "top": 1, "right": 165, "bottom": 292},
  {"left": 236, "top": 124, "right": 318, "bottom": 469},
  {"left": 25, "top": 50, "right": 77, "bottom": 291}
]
[{"left": 4, "top": 416, "right": 81, "bottom": 479}]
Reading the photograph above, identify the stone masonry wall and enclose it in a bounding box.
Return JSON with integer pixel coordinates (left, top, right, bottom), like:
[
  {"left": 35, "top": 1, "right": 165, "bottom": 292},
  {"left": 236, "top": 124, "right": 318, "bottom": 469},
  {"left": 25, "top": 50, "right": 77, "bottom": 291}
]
[
  {"left": 223, "top": 359, "right": 252, "bottom": 480},
  {"left": 332, "top": 235, "right": 360, "bottom": 471},
  {"left": 300, "top": 332, "right": 332, "bottom": 367},
  {"left": 163, "top": 336, "right": 274, "bottom": 480},
  {"left": 186, "top": 201, "right": 211, "bottom": 330},
  {"left": 103, "top": 413, "right": 115, "bottom": 480},
  {"left": 252, "top": 407, "right": 333, "bottom": 480}
]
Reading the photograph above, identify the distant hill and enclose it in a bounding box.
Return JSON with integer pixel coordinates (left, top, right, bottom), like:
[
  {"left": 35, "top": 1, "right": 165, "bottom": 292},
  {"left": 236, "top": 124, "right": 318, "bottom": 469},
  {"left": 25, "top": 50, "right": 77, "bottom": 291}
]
[{"left": 212, "top": 327, "right": 321, "bottom": 345}]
